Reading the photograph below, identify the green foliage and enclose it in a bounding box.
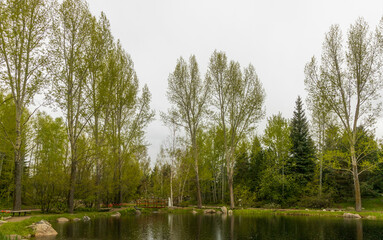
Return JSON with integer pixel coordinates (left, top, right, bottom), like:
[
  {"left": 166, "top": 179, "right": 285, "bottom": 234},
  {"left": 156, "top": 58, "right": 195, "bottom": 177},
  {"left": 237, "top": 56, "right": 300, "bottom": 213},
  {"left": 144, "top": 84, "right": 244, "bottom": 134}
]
[
  {"left": 234, "top": 184, "right": 256, "bottom": 207},
  {"left": 27, "top": 112, "right": 67, "bottom": 212},
  {"left": 288, "top": 96, "right": 316, "bottom": 183}
]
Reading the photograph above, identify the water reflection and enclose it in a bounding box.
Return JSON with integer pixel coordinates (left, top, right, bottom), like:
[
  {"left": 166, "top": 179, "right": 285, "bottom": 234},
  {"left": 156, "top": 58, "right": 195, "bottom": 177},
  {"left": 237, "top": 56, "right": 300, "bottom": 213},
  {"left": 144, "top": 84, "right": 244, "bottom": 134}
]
[{"left": 52, "top": 213, "right": 383, "bottom": 240}]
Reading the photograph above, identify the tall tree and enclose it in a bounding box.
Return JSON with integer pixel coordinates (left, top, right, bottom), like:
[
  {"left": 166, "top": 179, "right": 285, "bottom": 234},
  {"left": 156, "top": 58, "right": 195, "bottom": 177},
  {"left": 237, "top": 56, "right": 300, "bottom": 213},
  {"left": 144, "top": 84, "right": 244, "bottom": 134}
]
[
  {"left": 49, "top": 0, "right": 91, "bottom": 213},
  {"left": 288, "top": 96, "right": 316, "bottom": 184},
  {"left": 306, "top": 87, "right": 333, "bottom": 196},
  {"left": 164, "top": 56, "right": 209, "bottom": 208},
  {"left": 207, "top": 50, "right": 265, "bottom": 208},
  {"left": 0, "top": 0, "right": 50, "bottom": 210},
  {"left": 263, "top": 113, "right": 291, "bottom": 197},
  {"left": 85, "top": 12, "right": 113, "bottom": 209},
  {"left": 305, "top": 18, "right": 383, "bottom": 211}
]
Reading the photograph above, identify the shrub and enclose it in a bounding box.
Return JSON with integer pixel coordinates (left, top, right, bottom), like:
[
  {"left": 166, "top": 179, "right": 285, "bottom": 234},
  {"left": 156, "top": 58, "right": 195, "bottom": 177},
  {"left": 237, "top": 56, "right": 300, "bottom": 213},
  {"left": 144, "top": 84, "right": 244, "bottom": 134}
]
[
  {"left": 298, "top": 196, "right": 331, "bottom": 209},
  {"left": 234, "top": 184, "right": 256, "bottom": 207},
  {"left": 262, "top": 203, "right": 281, "bottom": 209}
]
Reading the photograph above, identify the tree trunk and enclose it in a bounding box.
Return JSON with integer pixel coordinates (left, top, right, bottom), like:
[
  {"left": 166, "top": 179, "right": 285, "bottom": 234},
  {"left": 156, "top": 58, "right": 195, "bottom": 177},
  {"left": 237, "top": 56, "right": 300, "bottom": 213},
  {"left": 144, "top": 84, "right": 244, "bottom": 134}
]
[
  {"left": 94, "top": 114, "right": 101, "bottom": 210},
  {"left": 170, "top": 167, "right": 173, "bottom": 207},
  {"left": 13, "top": 106, "right": 22, "bottom": 211},
  {"left": 228, "top": 173, "right": 234, "bottom": 209},
  {"left": 192, "top": 139, "right": 202, "bottom": 208},
  {"left": 226, "top": 148, "right": 235, "bottom": 209},
  {"left": 351, "top": 145, "right": 362, "bottom": 211},
  {"left": 68, "top": 153, "right": 77, "bottom": 213}
]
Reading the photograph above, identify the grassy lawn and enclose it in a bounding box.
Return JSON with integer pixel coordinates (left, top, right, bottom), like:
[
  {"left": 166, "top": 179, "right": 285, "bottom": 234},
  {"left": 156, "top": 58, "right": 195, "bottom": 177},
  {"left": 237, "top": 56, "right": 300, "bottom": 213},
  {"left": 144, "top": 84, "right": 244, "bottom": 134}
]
[{"left": 335, "top": 197, "right": 383, "bottom": 211}]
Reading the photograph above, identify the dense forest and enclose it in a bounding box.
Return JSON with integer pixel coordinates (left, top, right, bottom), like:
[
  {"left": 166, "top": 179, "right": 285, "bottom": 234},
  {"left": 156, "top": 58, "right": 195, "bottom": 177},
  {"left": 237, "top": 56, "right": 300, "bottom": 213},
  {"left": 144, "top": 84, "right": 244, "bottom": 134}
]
[{"left": 1, "top": 0, "right": 383, "bottom": 213}]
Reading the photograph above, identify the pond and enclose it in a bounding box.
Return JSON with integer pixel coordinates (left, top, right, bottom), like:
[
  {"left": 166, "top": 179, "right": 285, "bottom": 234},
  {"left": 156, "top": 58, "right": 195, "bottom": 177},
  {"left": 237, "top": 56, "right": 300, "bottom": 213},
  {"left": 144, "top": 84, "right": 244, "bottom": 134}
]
[{"left": 50, "top": 213, "right": 383, "bottom": 240}]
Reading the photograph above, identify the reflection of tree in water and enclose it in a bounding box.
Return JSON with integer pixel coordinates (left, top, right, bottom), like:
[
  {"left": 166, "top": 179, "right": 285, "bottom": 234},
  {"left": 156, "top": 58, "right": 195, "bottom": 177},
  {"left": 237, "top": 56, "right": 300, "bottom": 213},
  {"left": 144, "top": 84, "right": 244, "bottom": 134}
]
[
  {"left": 54, "top": 214, "right": 383, "bottom": 239},
  {"left": 356, "top": 219, "right": 363, "bottom": 240}
]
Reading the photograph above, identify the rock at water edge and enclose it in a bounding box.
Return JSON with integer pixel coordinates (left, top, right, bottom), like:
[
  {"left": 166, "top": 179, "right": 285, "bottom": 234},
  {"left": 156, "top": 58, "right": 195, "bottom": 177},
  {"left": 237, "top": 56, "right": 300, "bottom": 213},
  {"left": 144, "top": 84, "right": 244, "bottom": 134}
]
[
  {"left": 343, "top": 213, "right": 361, "bottom": 219},
  {"left": 29, "top": 220, "right": 58, "bottom": 237},
  {"left": 203, "top": 209, "right": 216, "bottom": 214},
  {"left": 111, "top": 212, "right": 121, "bottom": 217},
  {"left": 221, "top": 206, "right": 228, "bottom": 215},
  {"left": 57, "top": 217, "right": 69, "bottom": 222}
]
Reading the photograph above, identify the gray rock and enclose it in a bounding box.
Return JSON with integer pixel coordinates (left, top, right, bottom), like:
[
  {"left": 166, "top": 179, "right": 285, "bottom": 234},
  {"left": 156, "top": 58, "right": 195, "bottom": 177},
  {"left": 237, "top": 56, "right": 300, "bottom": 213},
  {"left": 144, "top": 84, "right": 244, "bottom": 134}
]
[
  {"left": 73, "top": 218, "right": 81, "bottom": 221},
  {"left": 203, "top": 209, "right": 216, "bottom": 214},
  {"left": 366, "top": 215, "right": 377, "bottom": 220},
  {"left": 28, "top": 219, "right": 58, "bottom": 237},
  {"left": 57, "top": 217, "right": 69, "bottom": 222},
  {"left": 111, "top": 212, "right": 121, "bottom": 217},
  {"left": 135, "top": 210, "right": 141, "bottom": 215},
  {"left": 221, "top": 206, "right": 228, "bottom": 215},
  {"left": 191, "top": 210, "right": 197, "bottom": 214},
  {"left": 228, "top": 210, "right": 233, "bottom": 215},
  {"left": 83, "top": 216, "right": 91, "bottom": 221},
  {"left": 343, "top": 213, "right": 361, "bottom": 218}
]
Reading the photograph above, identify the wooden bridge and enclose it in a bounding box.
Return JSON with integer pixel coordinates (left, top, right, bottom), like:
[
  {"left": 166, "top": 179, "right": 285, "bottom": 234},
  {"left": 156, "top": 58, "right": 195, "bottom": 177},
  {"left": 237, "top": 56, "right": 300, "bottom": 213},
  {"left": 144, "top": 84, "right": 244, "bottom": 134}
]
[{"left": 135, "top": 199, "right": 168, "bottom": 208}]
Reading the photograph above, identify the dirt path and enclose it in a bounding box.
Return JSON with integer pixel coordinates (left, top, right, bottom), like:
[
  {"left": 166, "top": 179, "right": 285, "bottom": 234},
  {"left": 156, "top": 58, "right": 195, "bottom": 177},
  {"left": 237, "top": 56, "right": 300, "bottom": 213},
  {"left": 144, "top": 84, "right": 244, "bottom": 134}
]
[{"left": 6, "top": 216, "right": 31, "bottom": 222}]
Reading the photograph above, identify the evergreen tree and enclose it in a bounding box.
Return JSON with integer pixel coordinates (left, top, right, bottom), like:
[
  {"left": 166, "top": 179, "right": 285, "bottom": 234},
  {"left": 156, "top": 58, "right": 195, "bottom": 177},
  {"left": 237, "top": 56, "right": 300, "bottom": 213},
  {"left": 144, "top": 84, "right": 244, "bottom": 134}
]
[{"left": 288, "top": 96, "right": 316, "bottom": 184}]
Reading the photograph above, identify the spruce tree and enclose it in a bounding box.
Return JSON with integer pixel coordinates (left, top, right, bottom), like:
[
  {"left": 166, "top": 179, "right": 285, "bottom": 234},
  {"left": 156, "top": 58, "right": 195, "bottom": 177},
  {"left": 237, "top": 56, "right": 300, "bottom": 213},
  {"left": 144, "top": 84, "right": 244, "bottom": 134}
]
[{"left": 288, "top": 96, "right": 316, "bottom": 184}]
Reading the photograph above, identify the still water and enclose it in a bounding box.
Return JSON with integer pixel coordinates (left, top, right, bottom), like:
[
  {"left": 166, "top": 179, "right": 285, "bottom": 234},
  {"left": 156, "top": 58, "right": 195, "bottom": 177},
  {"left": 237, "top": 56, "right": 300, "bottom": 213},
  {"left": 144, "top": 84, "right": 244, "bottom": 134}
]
[{"left": 51, "top": 214, "right": 383, "bottom": 240}]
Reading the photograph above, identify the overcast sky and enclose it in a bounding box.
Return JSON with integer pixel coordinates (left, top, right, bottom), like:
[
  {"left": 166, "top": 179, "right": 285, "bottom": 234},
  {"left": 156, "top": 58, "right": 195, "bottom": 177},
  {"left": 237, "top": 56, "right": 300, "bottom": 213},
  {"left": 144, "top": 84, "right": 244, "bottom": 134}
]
[{"left": 86, "top": 0, "right": 383, "bottom": 163}]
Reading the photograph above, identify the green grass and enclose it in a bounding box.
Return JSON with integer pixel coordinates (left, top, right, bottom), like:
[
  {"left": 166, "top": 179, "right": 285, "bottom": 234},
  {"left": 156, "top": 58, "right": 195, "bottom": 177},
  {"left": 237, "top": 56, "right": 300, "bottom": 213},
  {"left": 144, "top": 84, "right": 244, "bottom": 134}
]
[
  {"left": 336, "top": 197, "right": 383, "bottom": 211},
  {"left": 0, "top": 232, "right": 10, "bottom": 240},
  {"left": 233, "top": 208, "right": 383, "bottom": 219},
  {"left": 0, "top": 209, "right": 133, "bottom": 238}
]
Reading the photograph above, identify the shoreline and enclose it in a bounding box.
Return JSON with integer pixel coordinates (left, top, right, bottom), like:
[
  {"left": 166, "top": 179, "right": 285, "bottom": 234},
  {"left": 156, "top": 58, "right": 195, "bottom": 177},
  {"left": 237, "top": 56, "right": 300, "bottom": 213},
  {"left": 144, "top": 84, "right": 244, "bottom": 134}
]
[{"left": 1, "top": 207, "right": 382, "bottom": 238}]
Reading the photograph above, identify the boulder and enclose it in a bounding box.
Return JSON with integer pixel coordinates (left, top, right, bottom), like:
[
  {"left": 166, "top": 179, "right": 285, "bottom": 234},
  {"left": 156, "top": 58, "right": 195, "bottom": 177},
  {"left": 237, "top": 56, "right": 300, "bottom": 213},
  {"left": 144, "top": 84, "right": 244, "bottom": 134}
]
[
  {"left": 366, "top": 215, "right": 377, "bottom": 220},
  {"left": 83, "top": 216, "right": 91, "bottom": 221},
  {"left": 191, "top": 210, "right": 197, "bottom": 214},
  {"left": 216, "top": 211, "right": 222, "bottom": 214},
  {"left": 73, "top": 218, "right": 81, "bottom": 221},
  {"left": 0, "top": 220, "right": 7, "bottom": 224},
  {"left": 203, "top": 209, "right": 216, "bottom": 214},
  {"left": 111, "top": 212, "right": 121, "bottom": 217},
  {"left": 221, "top": 206, "right": 228, "bottom": 215},
  {"left": 135, "top": 210, "right": 141, "bottom": 215},
  {"left": 29, "top": 220, "right": 58, "bottom": 237},
  {"left": 57, "top": 217, "right": 69, "bottom": 222},
  {"left": 343, "top": 213, "right": 361, "bottom": 219},
  {"left": 228, "top": 210, "right": 233, "bottom": 216}
]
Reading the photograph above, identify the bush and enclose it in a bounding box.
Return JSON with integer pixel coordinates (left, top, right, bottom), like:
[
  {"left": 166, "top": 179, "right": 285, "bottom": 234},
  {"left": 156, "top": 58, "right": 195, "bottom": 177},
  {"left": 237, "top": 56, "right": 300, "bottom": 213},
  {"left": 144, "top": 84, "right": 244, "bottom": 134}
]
[
  {"left": 298, "top": 196, "right": 331, "bottom": 209},
  {"left": 262, "top": 203, "right": 281, "bottom": 209},
  {"left": 234, "top": 184, "right": 256, "bottom": 207},
  {"left": 177, "top": 200, "right": 195, "bottom": 207}
]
